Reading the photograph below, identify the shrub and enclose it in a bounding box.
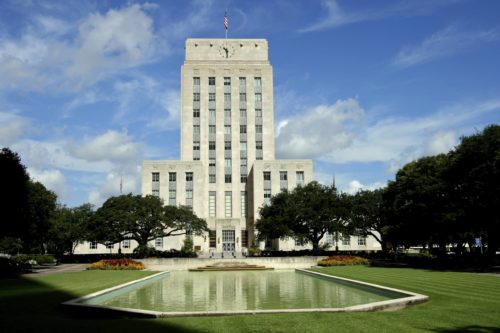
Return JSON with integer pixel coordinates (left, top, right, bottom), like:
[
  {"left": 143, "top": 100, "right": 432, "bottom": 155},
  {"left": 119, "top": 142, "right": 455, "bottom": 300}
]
[
  {"left": 317, "top": 255, "right": 369, "bottom": 266},
  {"left": 88, "top": 258, "right": 145, "bottom": 270}
]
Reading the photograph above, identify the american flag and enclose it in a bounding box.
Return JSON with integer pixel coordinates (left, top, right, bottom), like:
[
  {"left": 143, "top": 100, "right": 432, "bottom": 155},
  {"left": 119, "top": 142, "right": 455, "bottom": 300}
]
[{"left": 224, "top": 11, "right": 228, "bottom": 30}]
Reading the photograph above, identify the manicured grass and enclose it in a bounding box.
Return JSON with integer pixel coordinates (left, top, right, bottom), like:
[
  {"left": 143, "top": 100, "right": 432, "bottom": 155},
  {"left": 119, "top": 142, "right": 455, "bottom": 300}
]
[{"left": 1, "top": 267, "right": 500, "bottom": 332}]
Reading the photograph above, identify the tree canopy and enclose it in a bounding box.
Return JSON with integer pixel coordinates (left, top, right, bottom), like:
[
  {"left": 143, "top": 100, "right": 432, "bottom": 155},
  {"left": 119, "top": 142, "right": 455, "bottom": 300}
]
[
  {"left": 256, "top": 181, "right": 350, "bottom": 252},
  {"left": 88, "top": 194, "right": 208, "bottom": 254}
]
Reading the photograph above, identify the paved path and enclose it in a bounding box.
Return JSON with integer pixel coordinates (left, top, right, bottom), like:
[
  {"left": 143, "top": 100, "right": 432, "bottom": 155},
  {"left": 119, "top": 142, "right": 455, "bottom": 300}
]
[{"left": 27, "top": 264, "right": 89, "bottom": 275}]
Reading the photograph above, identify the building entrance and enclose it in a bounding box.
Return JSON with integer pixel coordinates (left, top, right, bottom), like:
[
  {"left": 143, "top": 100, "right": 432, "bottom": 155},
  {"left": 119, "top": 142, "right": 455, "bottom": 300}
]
[{"left": 222, "top": 230, "right": 235, "bottom": 252}]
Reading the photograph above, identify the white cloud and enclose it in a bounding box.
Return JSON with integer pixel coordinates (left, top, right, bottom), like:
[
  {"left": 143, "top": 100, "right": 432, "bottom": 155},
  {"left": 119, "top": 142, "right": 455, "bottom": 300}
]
[
  {"left": 279, "top": 97, "right": 500, "bottom": 177},
  {"left": 392, "top": 26, "right": 500, "bottom": 68},
  {"left": 67, "top": 130, "right": 142, "bottom": 164},
  {"left": 0, "top": 112, "right": 31, "bottom": 146},
  {"left": 67, "top": 4, "right": 156, "bottom": 88},
  {"left": 29, "top": 167, "right": 70, "bottom": 201},
  {"left": 276, "top": 98, "right": 364, "bottom": 159},
  {"left": 345, "top": 180, "right": 385, "bottom": 194},
  {"left": 299, "top": 0, "right": 458, "bottom": 33}
]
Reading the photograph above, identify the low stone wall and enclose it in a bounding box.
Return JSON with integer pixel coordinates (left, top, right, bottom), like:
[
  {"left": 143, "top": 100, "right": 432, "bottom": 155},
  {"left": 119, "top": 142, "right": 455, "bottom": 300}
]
[{"left": 140, "top": 256, "right": 327, "bottom": 271}]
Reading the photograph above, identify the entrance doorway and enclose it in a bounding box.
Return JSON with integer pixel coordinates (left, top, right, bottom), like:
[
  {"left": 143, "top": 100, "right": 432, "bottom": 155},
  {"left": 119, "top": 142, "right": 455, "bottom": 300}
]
[{"left": 222, "top": 230, "right": 235, "bottom": 252}]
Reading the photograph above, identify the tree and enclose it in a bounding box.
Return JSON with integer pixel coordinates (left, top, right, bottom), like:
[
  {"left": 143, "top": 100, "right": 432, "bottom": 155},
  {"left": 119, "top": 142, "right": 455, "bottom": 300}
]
[
  {"left": 256, "top": 181, "right": 351, "bottom": 252},
  {"left": 89, "top": 194, "right": 208, "bottom": 255},
  {"left": 383, "top": 154, "right": 452, "bottom": 251},
  {"left": 23, "top": 181, "right": 57, "bottom": 253},
  {"left": 0, "top": 148, "right": 29, "bottom": 242},
  {"left": 47, "top": 203, "right": 94, "bottom": 256},
  {"left": 448, "top": 124, "right": 500, "bottom": 256},
  {"left": 350, "top": 188, "right": 388, "bottom": 252}
]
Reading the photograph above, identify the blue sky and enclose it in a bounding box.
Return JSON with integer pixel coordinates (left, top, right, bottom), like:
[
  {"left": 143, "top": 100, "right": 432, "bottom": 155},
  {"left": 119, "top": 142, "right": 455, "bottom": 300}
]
[{"left": 1, "top": 0, "right": 499, "bottom": 207}]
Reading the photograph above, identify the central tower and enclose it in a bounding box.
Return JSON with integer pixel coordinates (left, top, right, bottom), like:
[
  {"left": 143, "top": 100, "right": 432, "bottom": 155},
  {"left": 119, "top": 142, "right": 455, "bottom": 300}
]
[{"left": 142, "top": 38, "right": 312, "bottom": 256}]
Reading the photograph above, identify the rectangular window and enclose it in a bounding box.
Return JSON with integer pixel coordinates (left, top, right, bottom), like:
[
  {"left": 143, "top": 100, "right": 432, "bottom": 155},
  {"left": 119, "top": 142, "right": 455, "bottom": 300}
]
[
  {"left": 256, "top": 141, "right": 263, "bottom": 150},
  {"left": 240, "top": 93, "right": 246, "bottom": 101},
  {"left": 224, "top": 109, "right": 231, "bottom": 118},
  {"left": 209, "top": 191, "right": 216, "bottom": 217},
  {"left": 255, "top": 93, "right": 262, "bottom": 102},
  {"left": 296, "top": 171, "right": 305, "bottom": 186},
  {"left": 255, "top": 109, "right": 262, "bottom": 117},
  {"left": 193, "top": 77, "right": 200, "bottom": 86},
  {"left": 280, "top": 171, "right": 288, "bottom": 191},
  {"left": 240, "top": 109, "right": 247, "bottom": 118},
  {"left": 209, "top": 158, "right": 216, "bottom": 167},
  {"left": 152, "top": 172, "right": 159, "bottom": 182},
  {"left": 155, "top": 237, "right": 163, "bottom": 249},
  {"left": 225, "top": 141, "right": 231, "bottom": 150},
  {"left": 342, "top": 235, "right": 350, "bottom": 246},
  {"left": 193, "top": 93, "right": 200, "bottom": 101},
  {"left": 263, "top": 171, "right": 271, "bottom": 181},
  {"left": 241, "top": 158, "right": 247, "bottom": 166},
  {"left": 186, "top": 172, "right": 193, "bottom": 182},
  {"left": 209, "top": 125, "right": 216, "bottom": 134},
  {"left": 240, "top": 175, "right": 247, "bottom": 183},
  {"left": 264, "top": 189, "right": 271, "bottom": 205},
  {"left": 255, "top": 125, "right": 263, "bottom": 133},
  {"left": 193, "top": 109, "right": 200, "bottom": 117},
  {"left": 209, "top": 109, "right": 216, "bottom": 119},
  {"left": 224, "top": 77, "right": 231, "bottom": 86},
  {"left": 224, "top": 93, "right": 231, "bottom": 102},
  {"left": 225, "top": 191, "right": 232, "bottom": 217},
  {"left": 225, "top": 174, "right": 232, "bottom": 183},
  {"left": 209, "top": 141, "right": 216, "bottom": 150},
  {"left": 295, "top": 238, "right": 307, "bottom": 247},
  {"left": 209, "top": 230, "right": 216, "bottom": 248},
  {"left": 169, "top": 172, "right": 176, "bottom": 182},
  {"left": 106, "top": 242, "right": 114, "bottom": 249},
  {"left": 224, "top": 158, "right": 232, "bottom": 168},
  {"left": 193, "top": 142, "right": 200, "bottom": 151},
  {"left": 224, "top": 125, "right": 231, "bottom": 135},
  {"left": 324, "top": 233, "right": 334, "bottom": 245},
  {"left": 89, "top": 241, "right": 98, "bottom": 249},
  {"left": 122, "top": 239, "right": 130, "bottom": 249},
  {"left": 193, "top": 125, "right": 200, "bottom": 135},
  {"left": 240, "top": 142, "right": 247, "bottom": 151},
  {"left": 239, "top": 77, "right": 246, "bottom": 87},
  {"left": 169, "top": 190, "right": 176, "bottom": 199},
  {"left": 358, "top": 235, "right": 367, "bottom": 246},
  {"left": 241, "top": 191, "right": 247, "bottom": 217},
  {"left": 186, "top": 189, "right": 193, "bottom": 207},
  {"left": 254, "top": 77, "right": 261, "bottom": 87},
  {"left": 152, "top": 189, "right": 159, "bottom": 197},
  {"left": 209, "top": 77, "right": 215, "bottom": 85},
  {"left": 209, "top": 174, "right": 216, "bottom": 183},
  {"left": 240, "top": 125, "right": 246, "bottom": 133}
]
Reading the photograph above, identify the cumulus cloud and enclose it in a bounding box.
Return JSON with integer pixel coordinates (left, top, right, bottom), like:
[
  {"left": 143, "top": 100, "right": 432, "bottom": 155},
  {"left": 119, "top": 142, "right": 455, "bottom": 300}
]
[
  {"left": 67, "top": 130, "right": 142, "bottom": 164},
  {"left": 29, "top": 168, "right": 70, "bottom": 201},
  {"left": 67, "top": 4, "right": 156, "bottom": 87},
  {"left": 0, "top": 4, "right": 159, "bottom": 91},
  {"left": 278, "top": 96, "right": 499, "bottom": 180},
  {"left": 392, "top": 26, "right": 500, "bottom": 68},
  {"left": 276, "top": 98, "right": 364, "bottom": 159}
]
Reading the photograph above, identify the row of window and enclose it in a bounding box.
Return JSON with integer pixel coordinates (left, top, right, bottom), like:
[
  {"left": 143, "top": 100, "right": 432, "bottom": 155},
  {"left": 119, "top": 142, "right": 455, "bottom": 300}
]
[
  {"left": 262, "top": 171, "right": 304, "bottom": 205},
  {"left": 295, "top": 234, "right": 367, "bottom": 247},
  {"left": 152, "top": 172, "right": 193, "bottom": 207},
  {"left": 194, "top": 77, "right": 261, "bottom": 87},
  {"left": 90, "top": 234, "right": 367, "bottom": 250}
]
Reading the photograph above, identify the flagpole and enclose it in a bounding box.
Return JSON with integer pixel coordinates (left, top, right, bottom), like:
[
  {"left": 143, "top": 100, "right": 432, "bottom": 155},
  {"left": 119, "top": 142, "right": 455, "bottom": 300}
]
[{"left": 225, "top": 9, "right": 228, "bottom": 40}]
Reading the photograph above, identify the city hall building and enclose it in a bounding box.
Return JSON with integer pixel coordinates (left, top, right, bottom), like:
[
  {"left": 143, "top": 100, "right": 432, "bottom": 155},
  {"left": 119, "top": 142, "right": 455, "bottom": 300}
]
[{"left": 74, "top": 38, "right": 381, "bottom": 255}]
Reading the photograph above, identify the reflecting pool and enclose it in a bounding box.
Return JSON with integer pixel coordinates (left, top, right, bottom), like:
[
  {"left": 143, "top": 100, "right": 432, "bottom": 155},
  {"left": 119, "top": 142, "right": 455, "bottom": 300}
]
[{"left": 87, "top": 270, "right": 407, "bottom": 312}]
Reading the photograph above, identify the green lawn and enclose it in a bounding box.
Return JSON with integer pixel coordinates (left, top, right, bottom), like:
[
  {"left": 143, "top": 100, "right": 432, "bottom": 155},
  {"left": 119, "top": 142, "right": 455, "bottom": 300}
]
[{"left": 1, "top": 267, "right": 499, "bottom": 333}]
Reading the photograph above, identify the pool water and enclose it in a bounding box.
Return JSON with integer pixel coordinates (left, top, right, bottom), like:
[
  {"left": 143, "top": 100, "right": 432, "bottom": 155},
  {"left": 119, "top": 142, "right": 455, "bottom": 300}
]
[{"left": 89, "top": 270, "right": 406, "bottom": 312}]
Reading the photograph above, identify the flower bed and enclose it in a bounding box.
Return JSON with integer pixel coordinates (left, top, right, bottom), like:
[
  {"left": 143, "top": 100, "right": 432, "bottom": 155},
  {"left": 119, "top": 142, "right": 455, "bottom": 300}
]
[
  {"left": 317, "top": 255, "right": 369, "bottom": 266},
  {"left": 88, "top": 258, "right": 145, "bottom": 270}
]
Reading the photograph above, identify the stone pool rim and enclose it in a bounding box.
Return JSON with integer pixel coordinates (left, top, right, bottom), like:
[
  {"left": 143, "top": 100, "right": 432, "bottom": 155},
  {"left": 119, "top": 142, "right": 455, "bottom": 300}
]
[{"left": 62, "top": 269, "right": 428, "bottom": 318}]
